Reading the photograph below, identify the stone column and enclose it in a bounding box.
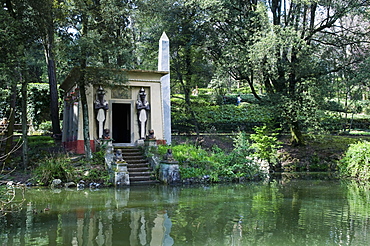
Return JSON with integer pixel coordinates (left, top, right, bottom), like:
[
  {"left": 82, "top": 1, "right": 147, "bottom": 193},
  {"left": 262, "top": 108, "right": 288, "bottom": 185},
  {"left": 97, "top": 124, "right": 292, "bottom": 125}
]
[{"left": 158, "top": 32, "right": 171, "bottom": 145}]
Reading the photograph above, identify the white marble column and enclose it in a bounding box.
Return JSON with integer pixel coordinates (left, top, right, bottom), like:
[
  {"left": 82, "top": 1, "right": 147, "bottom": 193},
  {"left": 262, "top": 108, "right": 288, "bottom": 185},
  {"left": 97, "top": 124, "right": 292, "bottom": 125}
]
[{"left": 158, "top": 32, "right": 171, "bottom": 144}]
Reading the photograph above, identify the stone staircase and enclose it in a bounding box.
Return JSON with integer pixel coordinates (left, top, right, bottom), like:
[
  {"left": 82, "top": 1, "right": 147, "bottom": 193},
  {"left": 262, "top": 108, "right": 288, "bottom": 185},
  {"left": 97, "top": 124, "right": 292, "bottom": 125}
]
[{"left": 117, "top": 147, "right": 158, "bottom": 185}]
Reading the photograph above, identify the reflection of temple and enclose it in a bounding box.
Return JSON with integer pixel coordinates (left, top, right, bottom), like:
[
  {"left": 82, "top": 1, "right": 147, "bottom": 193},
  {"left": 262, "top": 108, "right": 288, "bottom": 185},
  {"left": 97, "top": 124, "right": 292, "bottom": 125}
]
[
  {"left": 3, "top": 187, "right": 177, "bottom": 246},
  {"left": 70, "top": 188, "right": 175, "bottom": 245},
  {"left": 71, "top": 207, "right": 173, "bottom": 246}
]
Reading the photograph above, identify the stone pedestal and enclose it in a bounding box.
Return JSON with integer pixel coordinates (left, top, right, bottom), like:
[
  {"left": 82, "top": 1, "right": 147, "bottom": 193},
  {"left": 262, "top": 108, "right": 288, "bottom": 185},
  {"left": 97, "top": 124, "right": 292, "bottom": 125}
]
[
  {"left": 145, "top": 139, "right": 157, "bottom": 147},
  {"left": 114, "top": 162, "right": 130, "bottom": 186},
  {"left": 136, "top": 139, "right": 145, "bottom": 146},
  {"left": 159, "top": 162, "right": 180, "bottom": 184},
  {"left": 102, "top": 139, "right": 114, "bottom": 169}
]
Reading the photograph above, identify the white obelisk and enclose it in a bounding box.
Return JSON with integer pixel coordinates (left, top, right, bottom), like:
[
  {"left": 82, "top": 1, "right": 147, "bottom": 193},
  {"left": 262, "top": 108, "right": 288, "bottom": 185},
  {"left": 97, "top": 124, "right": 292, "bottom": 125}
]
[{"left": 158, "top": 32, "right": 171, "bottom": 144}]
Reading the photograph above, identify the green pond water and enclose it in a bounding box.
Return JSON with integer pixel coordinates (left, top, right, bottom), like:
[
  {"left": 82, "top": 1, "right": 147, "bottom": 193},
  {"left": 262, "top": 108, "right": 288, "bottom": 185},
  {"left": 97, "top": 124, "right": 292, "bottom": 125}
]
[{"left": 1, "top": 175, "right": 370, "bottom": 246}]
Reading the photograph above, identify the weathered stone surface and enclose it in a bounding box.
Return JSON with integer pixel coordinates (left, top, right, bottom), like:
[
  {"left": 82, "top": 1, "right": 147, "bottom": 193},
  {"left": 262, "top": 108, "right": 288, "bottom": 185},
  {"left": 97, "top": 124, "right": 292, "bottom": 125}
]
[
  {"left": 51, "top": 179, "right": 62, "bottom": 188},
  {"left": 64, "top": 182, "right": 76, "bottom": 188},
  {"left": 159, "top": 163, "right": 180, "bottom": 184}
]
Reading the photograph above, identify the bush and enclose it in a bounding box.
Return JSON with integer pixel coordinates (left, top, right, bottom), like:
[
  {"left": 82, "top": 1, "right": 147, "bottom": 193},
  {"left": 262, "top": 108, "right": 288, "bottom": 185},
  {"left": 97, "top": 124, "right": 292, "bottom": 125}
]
[
  {"left": 37, "top": 121, "right": 53, "bottom": 133},
  {"left": 250, "top": 125, "right": 282, "bottom": 165},
  {"left": 158, "top": 131, "right": 265, "bottom": 181},
  {"left": 339, "top": 141, "right": 370, "bottom": 181},
  {"left": 33, "top": 156, "right": 75, "bottom": 185}
]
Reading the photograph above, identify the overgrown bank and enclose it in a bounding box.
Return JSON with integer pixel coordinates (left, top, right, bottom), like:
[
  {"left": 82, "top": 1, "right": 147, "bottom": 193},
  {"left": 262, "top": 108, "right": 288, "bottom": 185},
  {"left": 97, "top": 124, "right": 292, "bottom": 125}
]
[
  {"left": 172, "top": 133, "right": 369, "bottom": 173},
  {"left": 2, "top": 132, "right": 369, "bottom": 186}
]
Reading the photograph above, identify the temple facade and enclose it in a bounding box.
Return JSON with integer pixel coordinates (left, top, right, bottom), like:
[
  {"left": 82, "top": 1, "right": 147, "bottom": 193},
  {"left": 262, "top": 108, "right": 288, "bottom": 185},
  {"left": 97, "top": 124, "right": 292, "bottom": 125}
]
[{"left": 60, "top": 33, "right": 170, "bottom": 154}]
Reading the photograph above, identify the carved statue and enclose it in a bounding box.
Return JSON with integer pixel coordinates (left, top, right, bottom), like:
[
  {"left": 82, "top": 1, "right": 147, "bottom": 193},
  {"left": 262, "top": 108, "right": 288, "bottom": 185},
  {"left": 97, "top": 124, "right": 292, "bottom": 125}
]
[
  {"left": 94, "top": 86, "right": 109, "bottom": 139},
  {"left": 114, "top": 149, "right": 124, "bottom": 163},
  {"left": 136, "top": 88, "right": 150, "bottom": 139},
  {"left": 147, "top": 129, "right": 156, "bottom": 140},
  {"left": 163, "top": 148, "right": 176, "bottom": 162},
  {"left": 103, "top": 129, "right": 110, "bottom": 139}
]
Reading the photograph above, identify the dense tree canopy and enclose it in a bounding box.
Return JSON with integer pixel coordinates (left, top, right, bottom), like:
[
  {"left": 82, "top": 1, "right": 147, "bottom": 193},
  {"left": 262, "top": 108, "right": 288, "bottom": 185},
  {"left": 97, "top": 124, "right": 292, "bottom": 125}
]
[{"left": 0, "top": 0, "right": 370, "bottom": 152}]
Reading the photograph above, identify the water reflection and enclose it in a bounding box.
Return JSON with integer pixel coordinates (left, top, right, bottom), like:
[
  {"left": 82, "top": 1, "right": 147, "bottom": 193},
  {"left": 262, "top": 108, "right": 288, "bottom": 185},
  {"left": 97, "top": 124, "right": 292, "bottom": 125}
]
[
  {"left": 1, "top": 186, "right": 177, "bottom": 245},
  {"left": 1, "top": 179, "right": 370, "bottom": 245}
]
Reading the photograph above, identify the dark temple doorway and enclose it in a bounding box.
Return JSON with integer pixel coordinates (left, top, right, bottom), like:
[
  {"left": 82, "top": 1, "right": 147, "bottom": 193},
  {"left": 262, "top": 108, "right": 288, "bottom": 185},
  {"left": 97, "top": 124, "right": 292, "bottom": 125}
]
[{"left": 112, "top": 103, "right": 131, "bottom": 143}]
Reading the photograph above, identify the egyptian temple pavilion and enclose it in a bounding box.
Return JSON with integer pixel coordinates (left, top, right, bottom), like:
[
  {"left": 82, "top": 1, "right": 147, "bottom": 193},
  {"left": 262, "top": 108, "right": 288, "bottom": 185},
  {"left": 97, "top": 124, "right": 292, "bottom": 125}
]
[{"left": 60, "top": 33, "right": 171, "bottom": 154}]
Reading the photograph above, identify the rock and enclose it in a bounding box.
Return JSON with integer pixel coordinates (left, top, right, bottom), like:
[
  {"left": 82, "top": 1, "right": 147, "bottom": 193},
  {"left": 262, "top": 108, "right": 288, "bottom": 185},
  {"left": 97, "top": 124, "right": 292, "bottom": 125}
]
[
  {"left": 51, "top": 179, "right": 62, "bottom": 188},
  {"left": 77, "top": 180, "right": 85, "bottom": 190},
  {"left": 64, "top": 182, "right": 76, "bottom": 188}
]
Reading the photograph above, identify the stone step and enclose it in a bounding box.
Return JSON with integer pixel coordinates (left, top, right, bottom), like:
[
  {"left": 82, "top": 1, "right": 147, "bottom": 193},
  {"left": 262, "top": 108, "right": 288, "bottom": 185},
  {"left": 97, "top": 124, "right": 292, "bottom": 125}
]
[
  {"left": 129, "top": 171, "right": 152, "bottom": 176},
  {"left": 126, "top": 160, "right": 148, "bottom": 165},
  {"left": 127, "top": 162, "right": 149, "bottom": 167},
  {"left": 130, "top": 180, "right": 159, "bottom": 185},
  {"left": 128, "top": 167, "right": 150, "bottom": 171},
  {"left": 121, "top": 152, "right": 142, "bottom": 157},
  {"left": 113, "top": 146, "right": 156, "bottom": 185},
  {"left": 130, "top": 176, "right": 154, "bottom": 181}
]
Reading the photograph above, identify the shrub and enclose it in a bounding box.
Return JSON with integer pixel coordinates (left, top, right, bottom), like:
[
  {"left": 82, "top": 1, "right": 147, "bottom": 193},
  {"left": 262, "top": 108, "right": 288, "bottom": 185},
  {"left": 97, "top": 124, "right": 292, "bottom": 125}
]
[
  {"left": 250, "top": 125, "right": 282, "bottom": 165},
  {"left": 339, "top": 141, "right": 370, "bottom": 181},
  {"left": 33, "top": 156, "right": 75, "bottom": 185},
  {"left": 158, "top": 132, "right": 264, "bottom": 181},
  {"left": 37, "top": 121, "right": 53, "bottom": 133}
]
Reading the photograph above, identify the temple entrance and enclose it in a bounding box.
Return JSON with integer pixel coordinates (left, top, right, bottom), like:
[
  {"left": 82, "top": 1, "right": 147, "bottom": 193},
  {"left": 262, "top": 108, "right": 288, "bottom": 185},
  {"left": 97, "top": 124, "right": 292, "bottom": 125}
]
[{"left": 112, "top": 103, "right": 131, "bottom": 143}]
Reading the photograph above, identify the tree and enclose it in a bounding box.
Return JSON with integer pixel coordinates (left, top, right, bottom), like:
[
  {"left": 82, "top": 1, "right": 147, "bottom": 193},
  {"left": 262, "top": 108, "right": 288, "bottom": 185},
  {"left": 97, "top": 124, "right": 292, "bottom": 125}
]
[
  {"left": 135, "top": 0, "right": 214, "bottom": 137},
  {"left": 27, "top": 0, "right": 62, "bottom": 137},
  {"left": 57, "top": 0, "right": 134, "bottom": 159},
  {"left": 0, "top": 0, "right": 40, "bottom": 167},
  {"left": 200, "top": 0, "right": 370, "bottom": 145}
]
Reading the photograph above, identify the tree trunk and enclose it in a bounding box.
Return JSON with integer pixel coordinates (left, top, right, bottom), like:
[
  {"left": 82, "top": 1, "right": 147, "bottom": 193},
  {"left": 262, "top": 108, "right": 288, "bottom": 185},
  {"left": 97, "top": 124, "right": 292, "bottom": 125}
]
[
  {"left": 79, "top": 68, "right": 92, "bottom": 160},
  {"left": 79, "top": 13, "right": 92, "bottom": 160},
  {"left": 44, "top": 20, "right": 61, "bottom": 137},
  {"left": 4, "top": 83, "right": 17, "bottom": 166},
  {"left": 290, "top": 121, "right": 305, "bottom": 146},
  {"left": 21, "top": 77, "right": 28, "bottom": 170},
  {"left": 184, "top": 90, "right": 200, "bottom": 138}
]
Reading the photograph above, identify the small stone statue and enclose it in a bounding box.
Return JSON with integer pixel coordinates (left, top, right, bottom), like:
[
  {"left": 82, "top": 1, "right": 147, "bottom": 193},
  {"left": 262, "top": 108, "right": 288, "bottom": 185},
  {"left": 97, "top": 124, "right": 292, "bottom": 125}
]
[
  {"left": 136, "top": 88, "right": 150, "bottom": 139},
  {"left": 147, "top": 129, "right": 156, "bottom": 140},
  {"left": 114, "top": 149, "right": 124, "bottom": 163},
  {"left": 163, "top": 148, "right": 177, "bottom": 163},
  {"left": 94, "top": 86, "right": 109, "bottom": 139},
  {"left": 103, "top": 129, "right": 110, "bottom": 139}
]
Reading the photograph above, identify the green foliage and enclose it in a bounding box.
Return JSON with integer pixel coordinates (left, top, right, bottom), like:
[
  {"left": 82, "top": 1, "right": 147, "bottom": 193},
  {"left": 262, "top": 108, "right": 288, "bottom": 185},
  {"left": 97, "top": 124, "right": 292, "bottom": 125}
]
[
  {"left": 91, "top": 149, "right": 106, "bottom": 166},
  {"left": 28, "top": 136, "right": 58, "bottom": 163},
  {"left": 36, "top": 121, "right": 53, "bottom": 134},
  {"left": 80, "top": 166, "right": 111, "bottom": 184},
  {"left": 28, "top": 135, "right": 55, "bottom": 146},
  {"left": 158, "top": 132, "right": 265, "bottom": 181},
  {"left": 27, "top": 84, "right": 52, "bottom": 126},
  {"left": 339, "top": 141, "right": 370, "bottom": 181},
  {"left": 172, "top": 95, "right": 274, "bottom": 133},
  {"left": 33, "top": 156, "right": 75, "bottom": 186},
  {"left": 250, "top": 125, "right": 282, "bottom": 165}
]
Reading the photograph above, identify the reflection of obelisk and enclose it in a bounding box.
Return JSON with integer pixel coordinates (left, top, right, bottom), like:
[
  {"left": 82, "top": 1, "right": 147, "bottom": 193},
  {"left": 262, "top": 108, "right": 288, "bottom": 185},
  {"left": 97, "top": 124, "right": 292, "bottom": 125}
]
[{"left": 158, "top": 32, "right": 171, "bottom": 145}]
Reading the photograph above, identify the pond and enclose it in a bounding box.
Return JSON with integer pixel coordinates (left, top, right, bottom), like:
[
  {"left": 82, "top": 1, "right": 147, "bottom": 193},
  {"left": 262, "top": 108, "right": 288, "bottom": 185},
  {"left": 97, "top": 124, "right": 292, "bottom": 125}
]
[{"left": 1, "top": 174, "right": 370, "bottom": 246}]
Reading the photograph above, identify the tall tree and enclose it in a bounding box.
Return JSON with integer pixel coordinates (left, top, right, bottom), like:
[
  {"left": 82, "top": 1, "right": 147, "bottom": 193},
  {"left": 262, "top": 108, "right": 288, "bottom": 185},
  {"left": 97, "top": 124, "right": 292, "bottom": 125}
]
[
  {"left": 58, "top": 0, "right": 134, "bottom": 158},
  {"left": 1, "top": 0, "right": 40, "bottom": 167},
  {"left": 136, "top": 0, "right": 214, "bottom": 137},
  {"left": 200, "top": 0, "right": 370, "bottom": 145},
  {"left": 27, "top": 0, "right": 62, "bottom": 137}
]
